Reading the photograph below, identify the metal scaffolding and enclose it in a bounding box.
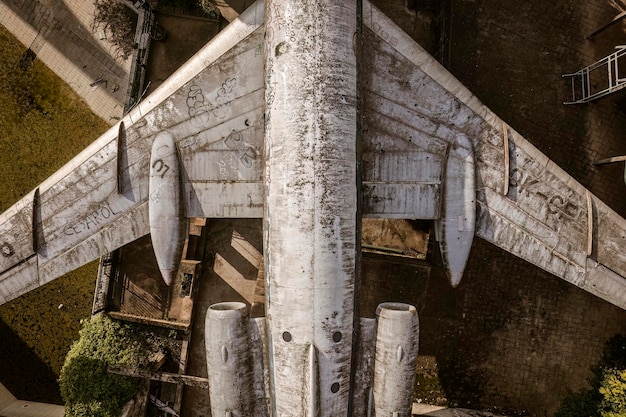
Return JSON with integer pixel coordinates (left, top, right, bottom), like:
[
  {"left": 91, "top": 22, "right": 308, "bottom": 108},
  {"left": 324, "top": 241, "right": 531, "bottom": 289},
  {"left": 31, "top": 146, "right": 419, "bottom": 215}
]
[{"left": 563, "top": 46, "right": 626, "bottom": 104}]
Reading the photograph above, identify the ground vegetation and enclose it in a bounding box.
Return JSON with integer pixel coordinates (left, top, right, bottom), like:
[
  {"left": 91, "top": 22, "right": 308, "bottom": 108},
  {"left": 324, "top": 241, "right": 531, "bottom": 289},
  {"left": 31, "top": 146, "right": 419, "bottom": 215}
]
[
  {"left": 0, "top": 25, "right": 107, "bottom": 402},
  {"left": 92, "top": 0, "right": 138, "bottom": 60},
  {"left": 157, "top": 0, "right": 219, "bottom": 15},
  {"left": 60, "top": 314, "right": 174, "bottom": 417}
]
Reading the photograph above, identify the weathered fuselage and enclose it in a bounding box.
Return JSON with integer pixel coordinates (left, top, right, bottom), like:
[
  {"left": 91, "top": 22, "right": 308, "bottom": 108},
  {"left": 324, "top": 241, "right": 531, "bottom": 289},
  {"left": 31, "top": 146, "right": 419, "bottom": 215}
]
[{"left": 263, "top": 0, "right": 359, "bottom": 415}]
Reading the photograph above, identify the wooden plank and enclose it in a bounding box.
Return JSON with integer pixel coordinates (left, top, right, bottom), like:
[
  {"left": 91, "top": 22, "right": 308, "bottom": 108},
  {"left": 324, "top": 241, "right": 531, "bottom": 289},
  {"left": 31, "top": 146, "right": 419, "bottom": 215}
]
[
  {"left": 587, "top": 10, "right": 626, "bottom": 39},
  {"left": 108, "top": 364, "right": 209, "bottom": 389},
  {"left": 107, "top": 311, "right": 189, "bottom": 331},
  {"left": 594, "top": 155, "right": 626, "bottom": 165}
]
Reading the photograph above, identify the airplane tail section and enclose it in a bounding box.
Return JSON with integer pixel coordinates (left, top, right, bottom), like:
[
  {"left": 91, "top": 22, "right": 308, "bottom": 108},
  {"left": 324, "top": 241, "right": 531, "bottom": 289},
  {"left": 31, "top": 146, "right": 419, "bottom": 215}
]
[{"left": 204, "top": 302, "right": 419, "bottom": 417}]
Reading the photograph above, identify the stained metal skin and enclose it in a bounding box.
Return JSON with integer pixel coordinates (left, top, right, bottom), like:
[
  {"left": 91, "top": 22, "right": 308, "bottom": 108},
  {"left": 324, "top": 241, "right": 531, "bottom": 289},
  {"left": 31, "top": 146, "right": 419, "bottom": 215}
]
[
  {"left": 436, "top": 136, "right": 476, "bottom": 287},
  {"left": 373, "top": 303, "right": 419, "bottom": 416},
  {"left": 1, "top": 0, "right": 626, "bottom": 309},
  {"left": 263, "top": 0, "right": 359, "bottom": 414}
]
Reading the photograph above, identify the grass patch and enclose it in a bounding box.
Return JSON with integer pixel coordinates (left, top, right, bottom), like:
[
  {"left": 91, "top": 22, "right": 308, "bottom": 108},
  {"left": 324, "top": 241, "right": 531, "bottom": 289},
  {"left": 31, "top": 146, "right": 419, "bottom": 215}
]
[
  {"left": 0, "top": 25, "right": 109, "bottom": 210},
  {"left": 0, "top": 23, "right": 109, "bottom": 391}
]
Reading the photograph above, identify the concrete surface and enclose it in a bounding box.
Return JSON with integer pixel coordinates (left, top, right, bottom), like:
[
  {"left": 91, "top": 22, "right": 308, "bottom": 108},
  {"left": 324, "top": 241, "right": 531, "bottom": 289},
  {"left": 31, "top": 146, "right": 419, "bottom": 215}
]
[{"left": 0, "top": 0, "right": 132, "bottom": 123}]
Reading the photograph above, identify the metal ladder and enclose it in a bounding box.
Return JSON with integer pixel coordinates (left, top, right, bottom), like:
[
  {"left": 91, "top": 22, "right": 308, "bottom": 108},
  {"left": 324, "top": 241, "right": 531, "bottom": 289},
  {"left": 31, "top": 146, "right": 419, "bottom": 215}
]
[{"left": 563, "top": 46, "right": 626, "bottom": 104}]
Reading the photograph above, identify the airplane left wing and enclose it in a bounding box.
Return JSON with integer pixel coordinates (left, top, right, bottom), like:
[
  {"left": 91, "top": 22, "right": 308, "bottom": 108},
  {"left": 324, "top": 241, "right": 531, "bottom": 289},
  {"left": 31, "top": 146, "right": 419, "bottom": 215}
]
[
  {"left": 0, "top": 2, "right": 266, "bottom": 304},
  {"left": 360, "top": 2, "right": 626, "bottom": 309}
]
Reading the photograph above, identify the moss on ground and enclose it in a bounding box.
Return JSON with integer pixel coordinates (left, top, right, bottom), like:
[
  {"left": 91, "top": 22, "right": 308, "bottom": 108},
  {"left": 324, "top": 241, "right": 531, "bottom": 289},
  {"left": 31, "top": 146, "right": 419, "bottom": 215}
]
[
  {"left": 414, "top": 355, "right": 448, "bottom": 406},
  {"left": 0, "top": 24, "right": 109, "bottom": 396}
]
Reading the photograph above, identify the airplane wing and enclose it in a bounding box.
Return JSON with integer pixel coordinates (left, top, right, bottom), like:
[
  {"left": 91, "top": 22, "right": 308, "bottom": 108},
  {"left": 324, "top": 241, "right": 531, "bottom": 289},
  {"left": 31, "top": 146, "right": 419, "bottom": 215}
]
[
  {"left": 360, "top": 3, "right": 626, "bottom": 309},
  {"left": 0, "top": 2, "right": 265, "bottom": 304},
  {"left": 2, "top": 0, "right": 625, "bottom": 311}
]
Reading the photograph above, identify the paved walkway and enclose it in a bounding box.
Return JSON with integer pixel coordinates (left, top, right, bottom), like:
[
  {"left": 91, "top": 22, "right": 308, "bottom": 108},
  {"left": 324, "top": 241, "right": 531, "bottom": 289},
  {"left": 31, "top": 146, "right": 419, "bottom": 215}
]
[{"left": 0, "top": 0, "right": 132, "bottom": 123}]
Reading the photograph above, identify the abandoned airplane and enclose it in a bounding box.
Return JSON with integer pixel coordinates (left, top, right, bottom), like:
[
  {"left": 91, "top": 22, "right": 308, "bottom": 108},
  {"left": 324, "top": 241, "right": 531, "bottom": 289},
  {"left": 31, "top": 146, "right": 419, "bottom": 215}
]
[{"left": 0, "top": 0, "right": 625, "bottom": 415}]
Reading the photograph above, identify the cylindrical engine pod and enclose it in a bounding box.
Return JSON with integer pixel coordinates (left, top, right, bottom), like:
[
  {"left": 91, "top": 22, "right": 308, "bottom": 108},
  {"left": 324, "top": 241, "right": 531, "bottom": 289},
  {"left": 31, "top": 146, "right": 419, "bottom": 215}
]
[
  {"left": 206, "top": 302, "right": 254, "bottom": 417},
  {"left": 373, "top": 303, "right": 419, "bottom": 417},
  {"left": 149, "top": 131, "right": 187, "bottom": 286},
  {"left": 263, "top": 0, "right": 358, "bottom": 416}
]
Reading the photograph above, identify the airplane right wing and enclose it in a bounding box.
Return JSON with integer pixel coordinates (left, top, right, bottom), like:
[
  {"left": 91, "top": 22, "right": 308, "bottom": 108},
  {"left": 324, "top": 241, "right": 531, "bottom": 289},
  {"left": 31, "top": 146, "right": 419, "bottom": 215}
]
[{"left": 360, "top": 2, "right": 626, "bottom": 309}]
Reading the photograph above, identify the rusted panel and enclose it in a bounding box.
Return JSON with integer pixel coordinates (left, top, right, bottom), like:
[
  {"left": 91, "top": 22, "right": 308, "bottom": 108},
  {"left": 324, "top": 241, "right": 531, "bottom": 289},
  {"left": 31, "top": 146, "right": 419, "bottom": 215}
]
[
  {"left": 187, "top": 182, "right": 263, "bottom": 218},
  {"left": 363, "top": 182, "right": 440, "bottom": 218},
  {"left": 363, "top": 151, "right": 443, "bottom": 182},
  {"left": 361, "top": 28, "right": 449, "bottom": 220},
  {"left": 37, "top": 202, "right": 149, "bottom": 286},
  {"left": 362, "top": 149, "right": 443, "bottom": 218},
  {"left": 179, "top": 107, "right": 264, "bottom": 183},
  {"left": 479, "top": 160, "right": 589, "bottom": 272},
  {"left": 477, "top": 189, "right": 587, "bottom": 285},
  {"left": 581, "top": 259, "right": 626, "bottom": 307}
]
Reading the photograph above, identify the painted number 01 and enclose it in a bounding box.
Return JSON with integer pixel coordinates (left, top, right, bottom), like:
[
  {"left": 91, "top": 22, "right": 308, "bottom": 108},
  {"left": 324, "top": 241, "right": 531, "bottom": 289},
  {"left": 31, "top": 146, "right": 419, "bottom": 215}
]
[{"left": 152, "top": 159, "right": 170, "bottom": 178}]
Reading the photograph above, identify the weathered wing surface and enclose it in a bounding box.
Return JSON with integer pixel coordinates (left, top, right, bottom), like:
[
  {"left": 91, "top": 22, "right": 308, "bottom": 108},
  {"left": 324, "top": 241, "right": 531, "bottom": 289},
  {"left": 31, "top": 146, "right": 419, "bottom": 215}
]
[
  {"left": 0, "top": 2, "right": 265, "bottom": 305},
  {"left": 361, "top": 2, "right": 626, "bottom": 309}
]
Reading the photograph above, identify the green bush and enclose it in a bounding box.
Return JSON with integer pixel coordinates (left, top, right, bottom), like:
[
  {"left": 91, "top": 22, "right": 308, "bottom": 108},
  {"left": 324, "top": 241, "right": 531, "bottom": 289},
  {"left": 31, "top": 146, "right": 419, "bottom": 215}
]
[
  {"left": 600, "top": 369, "right": 626, "bottom": 417},
  {"left": 59, "top": 314, "right": 169, "bottom": 417}
]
